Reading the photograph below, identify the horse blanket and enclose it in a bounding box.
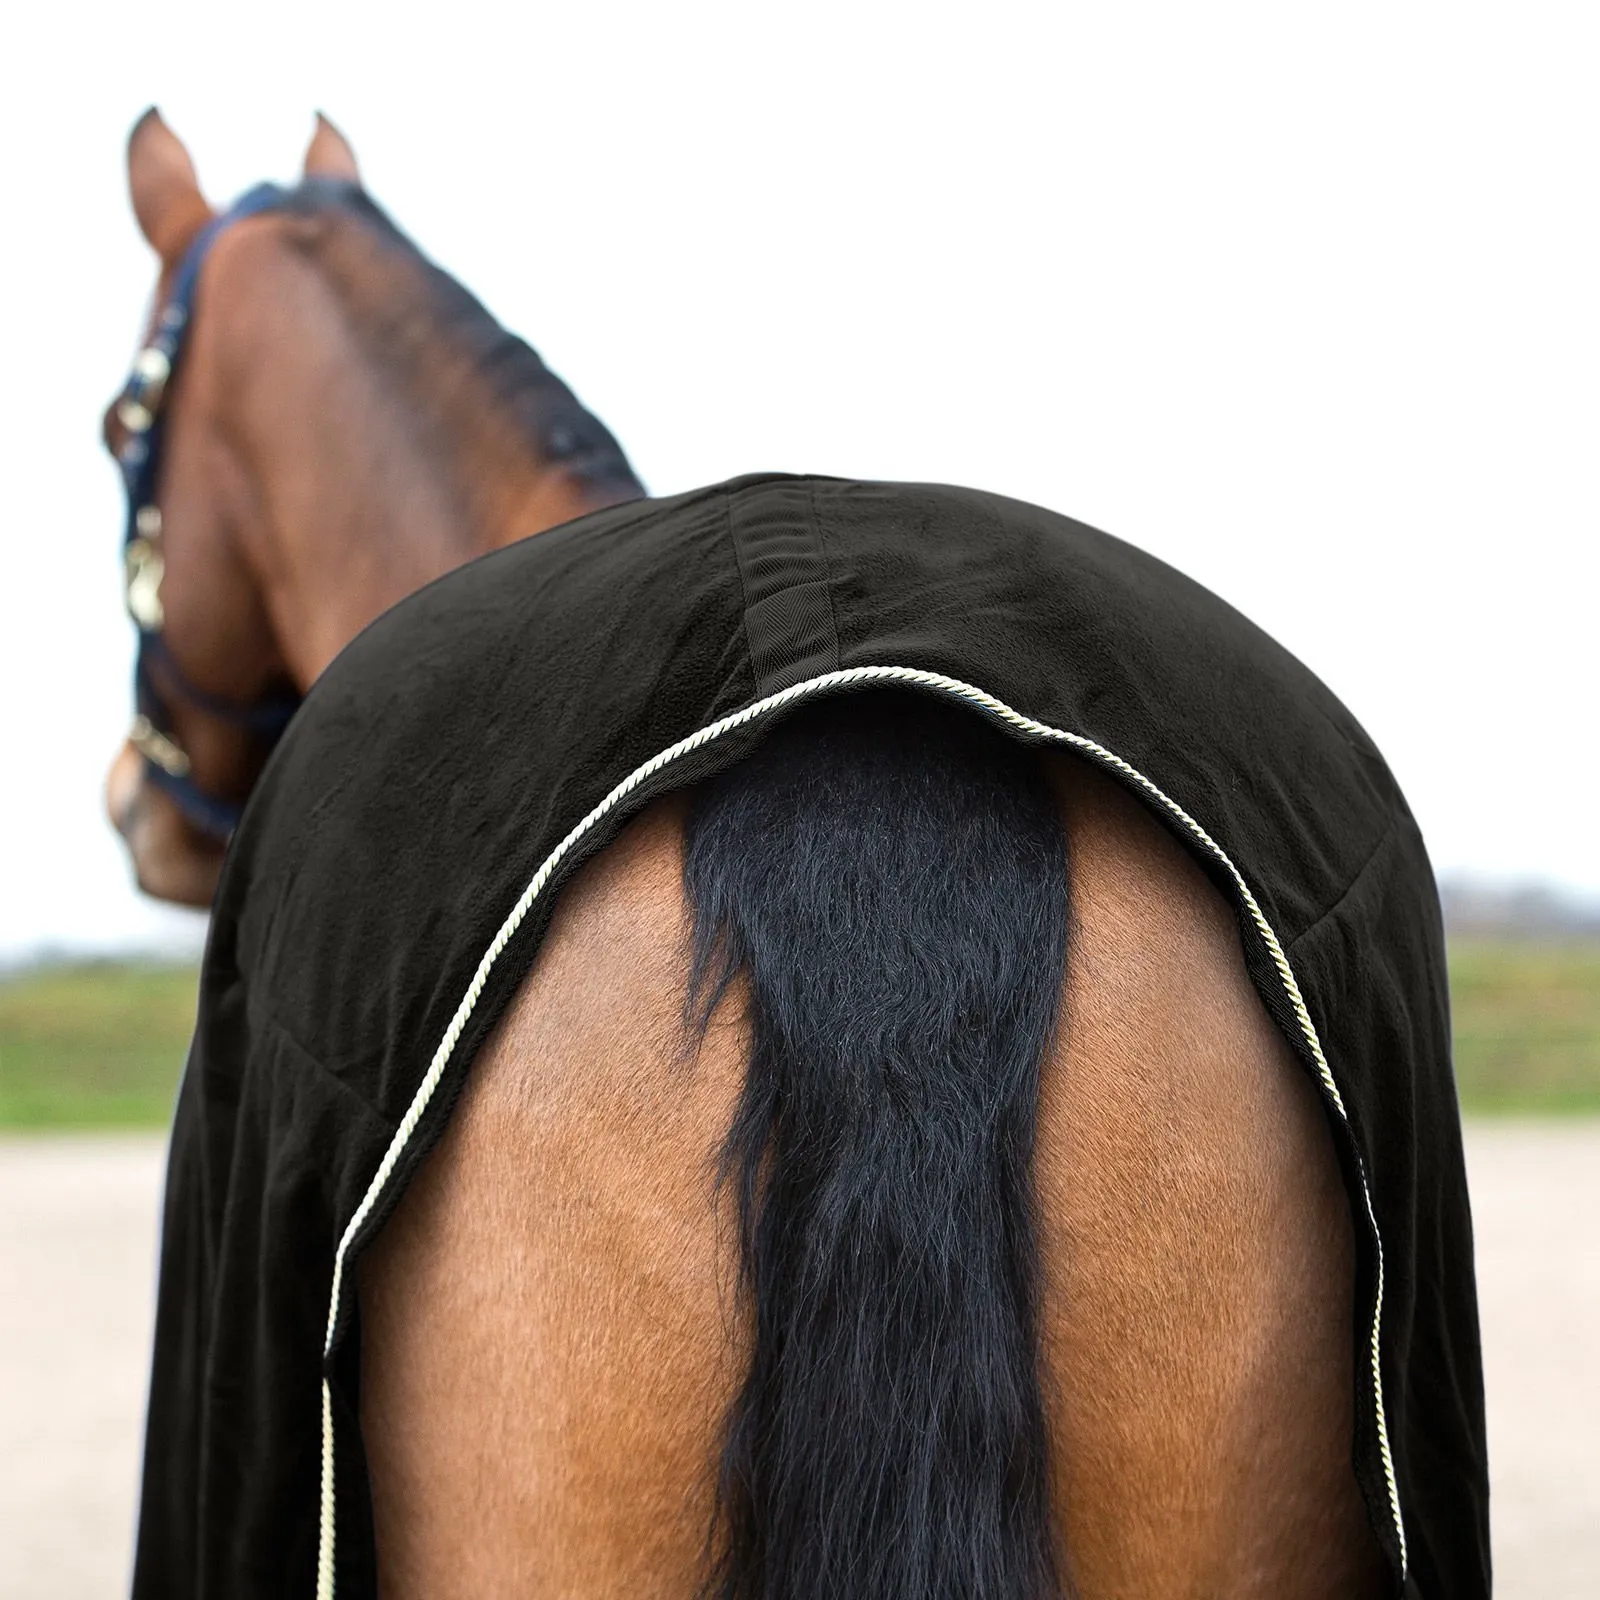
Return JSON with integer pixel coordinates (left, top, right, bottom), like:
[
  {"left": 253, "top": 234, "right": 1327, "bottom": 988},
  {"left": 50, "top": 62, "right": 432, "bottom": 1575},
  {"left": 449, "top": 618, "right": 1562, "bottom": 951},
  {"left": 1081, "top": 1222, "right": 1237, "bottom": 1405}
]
[{"left": 131, "top": 473, "right": 1488, "bottom": 1599}]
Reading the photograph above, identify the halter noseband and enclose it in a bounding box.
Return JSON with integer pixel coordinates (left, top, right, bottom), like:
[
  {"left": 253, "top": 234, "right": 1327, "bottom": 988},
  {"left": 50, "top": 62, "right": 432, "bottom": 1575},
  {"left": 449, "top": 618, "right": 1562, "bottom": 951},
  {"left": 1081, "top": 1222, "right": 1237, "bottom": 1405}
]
[{"left": 117, "top": 182, "right": 302, "bottom": 840}]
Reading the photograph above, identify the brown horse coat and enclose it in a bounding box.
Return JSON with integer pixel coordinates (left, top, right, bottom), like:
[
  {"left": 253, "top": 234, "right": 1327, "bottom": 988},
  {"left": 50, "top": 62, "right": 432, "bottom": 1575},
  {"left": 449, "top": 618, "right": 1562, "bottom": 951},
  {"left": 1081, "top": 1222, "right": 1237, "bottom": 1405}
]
[{"left": 132, "top": 474, "right": 1487, "bottom": 1598}]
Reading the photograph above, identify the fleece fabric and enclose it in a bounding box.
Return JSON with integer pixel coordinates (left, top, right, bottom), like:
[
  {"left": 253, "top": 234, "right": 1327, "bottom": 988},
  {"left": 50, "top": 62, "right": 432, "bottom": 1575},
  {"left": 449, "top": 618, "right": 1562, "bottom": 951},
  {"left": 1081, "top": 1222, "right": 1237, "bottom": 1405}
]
[{"left": 131, "top": 473, "right": 1488, "bottom": 1600}]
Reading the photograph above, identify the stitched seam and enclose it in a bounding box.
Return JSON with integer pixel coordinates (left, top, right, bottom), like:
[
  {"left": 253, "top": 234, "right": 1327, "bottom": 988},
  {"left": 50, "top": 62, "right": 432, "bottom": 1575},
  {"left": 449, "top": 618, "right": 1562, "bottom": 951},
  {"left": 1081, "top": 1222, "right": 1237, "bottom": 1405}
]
[
  {"left": 242, "top": 993, "right": 401, "bottom": 1129},
  {"left": 724, "top": 487, "right": 762, "bottom": 687},
  {"left": 808, "top": 479, "right": 842, "bottom": 669},
  {"left": 1286, "top": 819, "right": 1401, "bottom": 954}
]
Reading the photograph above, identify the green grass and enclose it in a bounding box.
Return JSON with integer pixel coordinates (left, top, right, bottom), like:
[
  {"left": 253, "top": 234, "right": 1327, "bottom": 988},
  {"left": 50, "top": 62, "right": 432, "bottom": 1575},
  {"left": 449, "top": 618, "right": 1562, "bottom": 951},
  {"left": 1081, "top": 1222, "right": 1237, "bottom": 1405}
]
[
  {"left": 1448, "top": 938, "right": 1600, "bottom": 1113},
  {"left": 0, "top": 962, "right": 199, "bottom": 1127},
  {"left": 1, "top": 941, "right": 1597, "bottom": 1127}
]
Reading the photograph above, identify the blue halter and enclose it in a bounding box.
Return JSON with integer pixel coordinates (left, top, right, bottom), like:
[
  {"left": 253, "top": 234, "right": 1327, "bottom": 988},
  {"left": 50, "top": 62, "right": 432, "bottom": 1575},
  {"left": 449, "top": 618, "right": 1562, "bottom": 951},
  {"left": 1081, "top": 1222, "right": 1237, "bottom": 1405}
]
[{"left": 117, "top": 183, "right": 303, "bottom": 840}]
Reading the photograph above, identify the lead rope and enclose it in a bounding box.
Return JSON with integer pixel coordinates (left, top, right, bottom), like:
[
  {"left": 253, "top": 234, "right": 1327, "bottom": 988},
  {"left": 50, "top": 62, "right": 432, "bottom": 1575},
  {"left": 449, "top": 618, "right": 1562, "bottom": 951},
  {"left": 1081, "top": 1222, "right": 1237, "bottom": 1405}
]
[{"left": 311, "top": 662, "right": 1407, "bottom": 1592}]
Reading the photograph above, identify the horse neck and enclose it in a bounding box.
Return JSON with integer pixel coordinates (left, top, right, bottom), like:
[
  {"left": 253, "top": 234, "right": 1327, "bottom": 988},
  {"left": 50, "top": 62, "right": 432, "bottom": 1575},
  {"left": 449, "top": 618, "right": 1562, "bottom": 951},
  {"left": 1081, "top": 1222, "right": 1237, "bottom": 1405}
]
[{"left": 199, "top": 213, "right": 637, "bottom": 688}]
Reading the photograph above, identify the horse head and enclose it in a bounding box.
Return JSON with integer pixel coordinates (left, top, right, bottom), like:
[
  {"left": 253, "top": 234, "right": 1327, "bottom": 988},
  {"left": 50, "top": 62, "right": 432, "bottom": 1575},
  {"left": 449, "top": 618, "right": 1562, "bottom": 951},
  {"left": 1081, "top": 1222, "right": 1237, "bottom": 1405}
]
[
  {"left": 101, "top": 110, "right": 641, "bottom": 908},
  {"left": 103, "top": 110, "right": 362, "bottom": 906}
]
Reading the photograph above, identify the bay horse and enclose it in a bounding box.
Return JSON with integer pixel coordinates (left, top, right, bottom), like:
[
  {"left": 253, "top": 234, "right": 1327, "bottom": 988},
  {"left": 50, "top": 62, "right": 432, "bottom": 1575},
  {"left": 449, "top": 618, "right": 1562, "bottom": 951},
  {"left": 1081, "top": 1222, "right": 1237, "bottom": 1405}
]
[
  {"left": 109, "top": 113, "right": 1417, "bottom": 1598},
  {"left": 104, "top": 110, "right": 643, "bottom": 907}
]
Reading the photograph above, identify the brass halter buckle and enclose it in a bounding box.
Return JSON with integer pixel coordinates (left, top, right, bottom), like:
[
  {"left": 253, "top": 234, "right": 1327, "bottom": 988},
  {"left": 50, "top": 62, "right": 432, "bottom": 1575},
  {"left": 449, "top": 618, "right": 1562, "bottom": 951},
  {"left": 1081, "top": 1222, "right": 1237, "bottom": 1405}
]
[
  {"left": 124, "top": 505, "right": 167, "bottom": 630},
  {"left": 116, "top": 345, "right": 172, "bottom": 437},
  {"left": 128, "top": 713, "right": 191, "bottom": 778}
]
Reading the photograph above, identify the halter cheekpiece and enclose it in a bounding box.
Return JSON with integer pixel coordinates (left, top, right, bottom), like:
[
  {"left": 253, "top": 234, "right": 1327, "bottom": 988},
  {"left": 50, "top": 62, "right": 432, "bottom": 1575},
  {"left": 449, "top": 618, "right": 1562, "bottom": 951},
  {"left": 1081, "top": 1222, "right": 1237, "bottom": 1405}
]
[{"left": 117, "top": 183, "right": 303, "bottom": 839}]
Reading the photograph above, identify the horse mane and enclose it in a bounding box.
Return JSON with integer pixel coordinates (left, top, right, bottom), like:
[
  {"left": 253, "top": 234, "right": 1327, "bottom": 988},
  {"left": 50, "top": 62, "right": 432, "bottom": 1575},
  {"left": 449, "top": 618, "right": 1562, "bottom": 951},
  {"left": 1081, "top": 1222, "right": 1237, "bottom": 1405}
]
[{"left": 276, "top": 178, "right": 642, "bottom": 494}]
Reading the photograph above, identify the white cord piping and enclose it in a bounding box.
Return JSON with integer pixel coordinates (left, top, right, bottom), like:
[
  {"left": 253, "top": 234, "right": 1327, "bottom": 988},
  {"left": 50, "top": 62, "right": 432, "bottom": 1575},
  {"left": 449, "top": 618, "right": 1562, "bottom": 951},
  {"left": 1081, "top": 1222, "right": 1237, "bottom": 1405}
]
[{"left": 313, "top": 663, "right": 1407, "bottom": 1596}]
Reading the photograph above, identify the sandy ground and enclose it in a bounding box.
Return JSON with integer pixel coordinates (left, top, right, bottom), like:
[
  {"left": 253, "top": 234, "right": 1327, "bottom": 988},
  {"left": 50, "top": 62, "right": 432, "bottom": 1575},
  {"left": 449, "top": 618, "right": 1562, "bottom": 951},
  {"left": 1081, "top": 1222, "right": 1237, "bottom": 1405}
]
[
  {"left": 0, "top": 1123, "right": 1595, "bottom": 1598},
  {"left": 1466, "top": 1122, "right": 1600, "bottom": 1597},
  {"left": 0, "top": 1138, "right": 161, "bottom": 1600}
]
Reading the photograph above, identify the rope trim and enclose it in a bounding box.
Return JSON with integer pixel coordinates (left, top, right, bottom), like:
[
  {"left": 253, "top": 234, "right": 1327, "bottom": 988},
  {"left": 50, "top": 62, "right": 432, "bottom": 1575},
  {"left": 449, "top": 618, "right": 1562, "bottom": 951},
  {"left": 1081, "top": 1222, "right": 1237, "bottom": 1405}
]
[
  {"left": 318, "top": 1379, "right": 335, "bottom": 1587},
  {"left": 313, "top": 663, "right": 1407, "bottom": 1597}
]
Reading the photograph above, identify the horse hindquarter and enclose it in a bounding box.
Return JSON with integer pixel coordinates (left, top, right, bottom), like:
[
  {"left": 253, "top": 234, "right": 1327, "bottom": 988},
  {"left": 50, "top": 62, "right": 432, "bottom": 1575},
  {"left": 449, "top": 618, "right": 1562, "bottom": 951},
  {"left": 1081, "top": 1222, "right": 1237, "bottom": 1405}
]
[
  {"left": 359, "top": 700, "right": 1386, "bottom": 1599},
  {"left": 1035, "top": 755, "right": 1387, "bottom": 1598}
]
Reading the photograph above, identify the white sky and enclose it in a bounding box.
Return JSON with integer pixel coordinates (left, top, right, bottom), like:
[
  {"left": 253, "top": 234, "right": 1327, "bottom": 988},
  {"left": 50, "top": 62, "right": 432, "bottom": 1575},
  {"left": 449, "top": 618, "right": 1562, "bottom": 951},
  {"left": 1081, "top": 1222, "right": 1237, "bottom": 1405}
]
[{"left": 3, "top": 2, "right": 1596, "bottom": 961}]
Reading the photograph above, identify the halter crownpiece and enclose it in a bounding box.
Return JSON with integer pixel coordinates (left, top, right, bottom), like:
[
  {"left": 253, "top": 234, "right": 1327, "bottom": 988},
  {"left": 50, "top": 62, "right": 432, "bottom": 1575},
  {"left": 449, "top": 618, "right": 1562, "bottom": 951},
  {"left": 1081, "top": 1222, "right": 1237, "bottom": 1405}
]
[{"left": 117, "top": 183, "right": 302, "bottom": 840}]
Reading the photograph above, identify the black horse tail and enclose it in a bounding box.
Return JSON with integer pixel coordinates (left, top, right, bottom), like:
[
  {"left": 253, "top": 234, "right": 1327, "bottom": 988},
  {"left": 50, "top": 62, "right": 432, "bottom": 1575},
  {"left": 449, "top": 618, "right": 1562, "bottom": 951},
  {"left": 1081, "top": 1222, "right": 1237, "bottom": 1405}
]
[{"left": 683, "top": 689, "right": 1069, "bottom": 1600}]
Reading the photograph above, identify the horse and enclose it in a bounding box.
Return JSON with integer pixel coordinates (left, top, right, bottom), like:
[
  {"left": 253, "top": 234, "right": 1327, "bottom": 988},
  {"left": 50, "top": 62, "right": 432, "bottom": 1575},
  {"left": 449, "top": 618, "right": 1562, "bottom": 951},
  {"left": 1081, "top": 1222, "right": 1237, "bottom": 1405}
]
[
  {"left": 109, "top": 113, "right": 1482, "bottom": 1600},
  {"left": 104, "top": 109, "right": 643, "bottom": 907}
]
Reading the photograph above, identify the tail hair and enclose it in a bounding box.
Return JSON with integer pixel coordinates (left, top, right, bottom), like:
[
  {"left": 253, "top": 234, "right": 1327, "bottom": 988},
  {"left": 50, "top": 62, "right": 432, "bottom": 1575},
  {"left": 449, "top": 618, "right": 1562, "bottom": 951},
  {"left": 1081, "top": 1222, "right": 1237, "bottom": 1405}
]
[{"left": 684, "top": 689, "right": 1068, "bottom": 1600}]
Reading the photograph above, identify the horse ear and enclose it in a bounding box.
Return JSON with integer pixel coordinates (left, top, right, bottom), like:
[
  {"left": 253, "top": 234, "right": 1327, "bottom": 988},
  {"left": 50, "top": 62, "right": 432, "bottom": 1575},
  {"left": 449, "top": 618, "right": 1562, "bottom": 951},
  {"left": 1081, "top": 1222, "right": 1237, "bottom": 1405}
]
[
  {"left": 304, "top": 112, "right": 361, "bottom": 183},
  {"left": 127, "top": 108, "right": 211, "bottom": 260}
]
